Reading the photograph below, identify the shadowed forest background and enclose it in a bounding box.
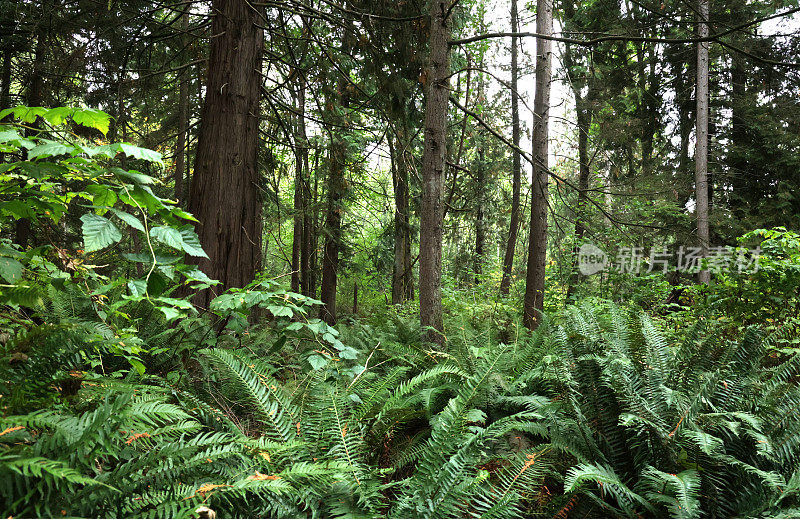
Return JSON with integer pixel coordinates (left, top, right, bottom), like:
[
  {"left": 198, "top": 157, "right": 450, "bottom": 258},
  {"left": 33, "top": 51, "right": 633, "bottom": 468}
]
[{"left": 2, "top": 0, "right": 800, "bottom": 517}]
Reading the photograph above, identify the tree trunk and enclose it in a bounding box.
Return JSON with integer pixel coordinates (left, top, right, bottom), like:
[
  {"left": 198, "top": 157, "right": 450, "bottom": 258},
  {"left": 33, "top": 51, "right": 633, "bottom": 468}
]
[
  {"left": 1, "top": 47, "right": 10, "bottom": 109},
  {"left": 291, "top": 77, "right": 306, "bottom": 294},
  {"left": 474, "top": 146, "right": 485, "bottom": 284},
  {"left": 188, "top": 0, "right": 264, "bottom": 309},
  {"left": 391, "top": 130, "right": 412, "bottom": 304},
  {"left": 669, "top": 43, "right": 694, "bottom": 192},
  {"left": 301, "top": 140, "right": 313, "bottom": 297},
  {"left": 419, "top": 0, "right": 451, "bottom": 345},
  {"left": 499, "top": 0, "right": 521, "bottom": 296},
  {"left": 174, "top": 6, "right": 190, "bottom": 207},
  {"left": 319, "top": 75, "right": 349, "bottom": 324},
  {"left": 523, "top": 0, "right": 553, "bottom": 330},
  {"left": 730, "top": 50, "right": 747, "bottom": 218},
  {"left": 695, "top": 0, "right": 711, "bottom": 284},
  {"left": 309, "top": 155, "right": 320, "bottom": 297},
  {"left": 566, "top": 85, "right": 591, "bottom": 300}
]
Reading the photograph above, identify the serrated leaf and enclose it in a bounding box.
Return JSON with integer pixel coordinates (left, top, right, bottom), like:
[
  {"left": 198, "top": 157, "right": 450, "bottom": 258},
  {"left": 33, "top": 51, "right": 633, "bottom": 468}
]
[
  {"left": 86, "top": 185, "right": 117, "bottom": 212},
  {"left": 118, "top": 143, "right": 162, "bottom": 163},
  {"left": 150, "top": 226, "right": 183, "bottom": 251},
  {"left": 80, "top": 213, "right": 122, "bottom": 252},
  {"left": 178, "top": 225, "right": 207, "bottom": 257},
  {"left": 0, "top": 129, "right": 24, "bottom": 143},
  {"left": 172, "top": 208, "right": 199, "bottom": 222},
  {"left": 8, "top": 106, "right": 47, "bottom": 123},
  {"left": 72, "top": 108, "right": 110, "bottom": 135},
  {"left": 158, "top": 306, "right": 183, "bottom": 321},
  {"left": 308, "top": 354, "right": 328, "bottom": 370},
  {"left": 267, "top": 305, "right": 294, "bottom": 318},
  {"left": 42, "top": 107, "right": 75, "bottom": 126},
  {"left": 128, "top": 279, "right": 147, "bottom": 297},
  {"left": 338, "top": 346, "right": 359, "bottom": 360},
  {"left": 1, "top": 201, "right": 35, "bottom": 219},
  {"left": 180, "top": 267, "right": 217, "bottom": 284},
  {"left": 110, "top": 208, "right": 144, "bottom": 232},
  {"left": 27, "top": 139, "right": 74, "bottom": 159},
  {"left": 123, "top": 252, "right": 181, "bottom": 264},
  {"left": 129, "top": 184, "right": 166, "bottom": 212},
  {"left": 112, "top": 167, "right": 155, "bottom": 185},
  {"left": 19, "top": 161, "right": 68, "bottom": 180}
]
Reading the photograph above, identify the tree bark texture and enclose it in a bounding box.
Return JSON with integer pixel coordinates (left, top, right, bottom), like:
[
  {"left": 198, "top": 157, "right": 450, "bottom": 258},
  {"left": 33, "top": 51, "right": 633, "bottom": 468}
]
[
  {"left": 419, "top": 0, "right": 451, "bottom": 345},
  {"left": 319, "top": 75, "right": 350, "bottom": 324},
  {"left": 695, "top": 0, "right": 711, "bottom": 284},
  {"left": 188, "top": 0, "right": 264, "bottom": 309},
  {"left": 174, "top": 6, "right": 190, "bottom": 207},
  {"left": 391, "top": 130, "right": 413, "bottom": 304},
  {"left": 523, "top": 0, "right": 553, "bottom": 330},
  {"left": 500, "top": 0, "right": 521, "bottom": 296}
]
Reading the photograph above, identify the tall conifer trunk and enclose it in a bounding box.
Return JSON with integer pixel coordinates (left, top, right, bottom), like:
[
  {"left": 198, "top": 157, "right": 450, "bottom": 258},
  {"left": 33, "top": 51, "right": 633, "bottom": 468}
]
[
  {"left": 500, "top": 0, "right": 521, "bottom": 296},
  {"left": 419, "top": 0, "right": 451, "bottom": 345},
  {"left": 523, "top": 0, "right": 553, "bottom": 329},
  {"left": 474, "top": 146, "right": 485, "bottom": 284},
  {"left": 695, "top": 0, "right": 711, "bottom": 284},
  {"left": 391, "top": 128, "right": 412, "bottom": 304},
  {"left": 174, "top": 6, "right": 190, "bottom": 207},
  {"left": 188, "top": 0, "right": 264, "bottom": 309},
  {"left": 319, "top": 73, "right": 349, "bottom": 324},
  {"left": 291, "top": 77, "right": 306, "bottom": 294}
]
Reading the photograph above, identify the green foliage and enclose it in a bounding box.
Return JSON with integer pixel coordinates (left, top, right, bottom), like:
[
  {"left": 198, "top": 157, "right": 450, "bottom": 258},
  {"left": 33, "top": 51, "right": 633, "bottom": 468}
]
[
  {"left": 0, "top": 106, "right": 214, "bottom": 369},
  {"left": 706, "top": 227, "right": 800, "bottom": 328}
]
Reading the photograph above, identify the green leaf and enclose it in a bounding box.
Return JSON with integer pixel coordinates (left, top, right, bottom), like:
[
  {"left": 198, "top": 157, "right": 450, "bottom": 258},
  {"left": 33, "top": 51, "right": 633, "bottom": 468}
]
[
  {"left": 150, "top": 226, "right": 183, "bottom": 251},
  {"left": 178, "top": 225, "right": 207, "bottom": 258},
  {"left": 27, "top": 139, "right": 74, "bottom": 159},
  {"left": 86, "top": 185, "right": 117, "bottom": 212},
  {"left": 72, "top": 108, "right": 111, "bottom": 135},
  {"left": 172, "top": 207, "right": 199, "bottom": 222},
  {"left": 118, "top": 143, "right": 163, "bottom": 163},
  {"left": 0, "top": 129, "right": 24, "bottom": 143},
  {"left": 42, "top": 107, "right": 75, "bottom": 126},
  {"left": 127, "top": 279, "right": 147, "bottom": 297},
  {"left": 0, "top": 257, "right": 24, "bottom": 283},
  {"left": 128, "top": 358, "right": 146, "bottom": 375},
  {"left": 80, "top": 213, "right": 122, "bottom": 252},
  {"left": 0, "top": 285, "right": 42, "bottom": 306},
  {"left": 110, "top": 208, "right": 144, "bottom": 232},
  {"left": 111, "top": 167, "right": 155, "bottom": 185},
  {"left": 20, "top": 161, "right": 68, "bottom": 179},
  {"left": 154, "top": 296, "right": 194, "bottom": 310},
  {"left": 308, "top": 354, "right": 328, "bottom": 370},
  {"left": 147, "top": 272, "right": 168, "bottom": 296},
  {"left": 267, "top": 305, "right": 294, "bottom": 318},
  {"left": 1, "top": 201, "right": 35, "bottom": 219},
  {"left": 6, "top": 106, "right": 47, "bottom": 123},
  {"left": 339, "top": 346, "right": 359, "bottom": 360},
  {"left": 158, "top": 306, "right": 183, "bottom": 321},
  {"left": 129, "top": 184, "right": 166, "bottom": 212},
  {"left": 180, "top": 267, "right": 217, "bottom": 284},
  {"left": 123, "top": 252, "right": 181, "bottom": 264}
]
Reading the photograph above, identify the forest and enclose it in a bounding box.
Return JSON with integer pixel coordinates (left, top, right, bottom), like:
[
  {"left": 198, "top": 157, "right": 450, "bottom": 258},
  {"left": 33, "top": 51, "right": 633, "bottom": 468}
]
[{"left": 1, "top": 0, "right": 800, "bottom": 516}]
